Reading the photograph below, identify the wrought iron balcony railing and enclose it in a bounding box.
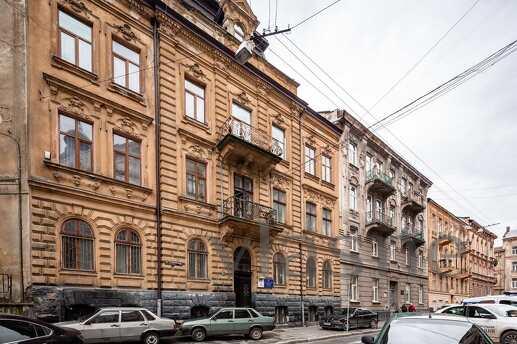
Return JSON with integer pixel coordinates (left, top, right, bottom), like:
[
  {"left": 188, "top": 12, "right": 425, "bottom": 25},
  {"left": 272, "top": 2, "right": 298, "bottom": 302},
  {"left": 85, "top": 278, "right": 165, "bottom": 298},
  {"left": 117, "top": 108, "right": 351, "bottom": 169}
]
[
  {"left": 221, "top": 196, "right": 277, "bottom": 225},
  {"left": 366, "top": 170, "right": 394, "bottom": 186},
  {"left": 366, "top": 211, "right": 395, "bottom": 227},
  {"left": 401, "top": 227, "right": 425, "bottom": 241},
  {"left": 219, "top": 117, "right": 283, "bottom": 157}
]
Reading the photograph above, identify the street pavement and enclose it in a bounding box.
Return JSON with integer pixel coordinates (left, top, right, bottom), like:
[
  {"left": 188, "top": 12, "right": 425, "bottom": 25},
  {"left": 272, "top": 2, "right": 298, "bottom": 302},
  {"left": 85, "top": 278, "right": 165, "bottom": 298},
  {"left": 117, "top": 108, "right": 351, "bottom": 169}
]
[{"left": 162, "top": 325, "right": 381, "bottom": 344}]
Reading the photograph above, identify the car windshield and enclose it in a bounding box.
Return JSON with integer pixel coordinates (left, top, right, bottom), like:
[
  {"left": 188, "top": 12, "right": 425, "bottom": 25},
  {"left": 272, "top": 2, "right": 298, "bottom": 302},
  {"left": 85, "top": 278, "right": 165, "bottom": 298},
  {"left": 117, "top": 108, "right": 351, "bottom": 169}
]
[{"left": 383, "top": 318, "right": 492, "bottom": 344}]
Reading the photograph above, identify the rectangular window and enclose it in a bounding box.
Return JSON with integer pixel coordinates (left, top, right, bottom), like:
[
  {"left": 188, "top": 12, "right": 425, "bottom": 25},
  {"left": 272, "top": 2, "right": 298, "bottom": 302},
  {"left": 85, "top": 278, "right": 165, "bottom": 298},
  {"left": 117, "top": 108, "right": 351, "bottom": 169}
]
[
  {"left": 373, "top": 279, "right": 379, "bottom": 302},
  {"left": 513, "top": 262, "right": 517, "bottom": 272},
  {"left": 304, "top": 146, "right": 315, "bottom": 175},
  {"left": 390, "top": 241, "right": 396, "bottom": 261},
  {"left": 232, "top": 102, "right": 251, "bottom": 124},
  {"left": 322, "top": 208, "right": 332, "bottom": 236},
  {"left": 322, "top": 155, "right": 332, "bottom": 183},
  {"left": 305, "top": 202, "right": 316, "bottom": 231},
  {"left": 418, "top": 285, "right": 424, "bottom": 304},
  {"left": 59, "top": 114, "right": 92, "bottom": 171},
  {"left": 349, "top": 186, "right": 357, "bottom": 210},
  {"left": 350, "top": 276, "right": 358, "bottom": 301},
  {"left": 185, "top": 79, "right": 205, "bottom": 123},
  {"left": 58, "top": 10, "right": 92, "bottom": 71},
  {"left": 113, "top": 133, "right": 141, "bottom": 185},
  {"left": 366, "top": 154, "right": 373, "bottom": 173},
  {"left": 405, "top": 284, "right": 411, "bottom": 303},
  {"left": 272, "top": 125, "right": 286, "bottom": 159},
  {"left": 185, "top": 158, "right": 207, "bottom": 201},
  {"left": 273, "top": 188, "right": 286, "bottom": 224},
  {"left": 348, "top": 141, "right": 357, "bottom": 165},
  {"left": 351, "top": 228, "right": 358, "bottom": 252},
  {"left": 113, "top": 40, "right": 140, "bottom": 93},
  {"left": 513, "top": 247, "right": 517, "bottom": 255},
  {"left": 405, "top": 247, "right": 409, "bottom": 265},
  {"left": 513, "top": 279, "right": 517, "bottom": 289},
  {"left": 418, "top": 251, "right": 424, "bottom": 268},
  {"left": 372, "top": 239, "right": 378, "bottom": 257}
]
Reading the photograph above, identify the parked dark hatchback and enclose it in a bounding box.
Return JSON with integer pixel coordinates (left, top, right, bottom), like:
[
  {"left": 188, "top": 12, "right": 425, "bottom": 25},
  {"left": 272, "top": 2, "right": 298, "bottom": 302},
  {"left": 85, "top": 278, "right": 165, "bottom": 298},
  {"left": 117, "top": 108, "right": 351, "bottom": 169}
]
[
  {"left": 0, "top": 314, "right": 84, "bottom": 343},
  {"left": 319, "top": 308, "right": 378, "bottom": 330}
]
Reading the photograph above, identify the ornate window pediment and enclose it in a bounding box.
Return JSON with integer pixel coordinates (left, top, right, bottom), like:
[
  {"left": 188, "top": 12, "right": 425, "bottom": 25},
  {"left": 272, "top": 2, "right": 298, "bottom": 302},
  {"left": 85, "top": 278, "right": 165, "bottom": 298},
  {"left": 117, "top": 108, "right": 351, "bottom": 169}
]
[{"left": 220, "top": 0, "right": 259, "bottom": 41}]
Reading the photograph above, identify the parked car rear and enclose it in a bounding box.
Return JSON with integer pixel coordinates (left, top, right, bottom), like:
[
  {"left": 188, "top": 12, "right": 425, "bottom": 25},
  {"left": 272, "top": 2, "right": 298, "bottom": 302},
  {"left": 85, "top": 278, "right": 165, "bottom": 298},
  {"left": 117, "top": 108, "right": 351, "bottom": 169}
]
[
  {"left": 0, "top": 314, "right": 84, "bottom": 343},
  {"left": 320, "top": 308, "right": 378, "bottom": 330},
  {"left": 56, "top": 307, "right": 176, "bottom": 344}
]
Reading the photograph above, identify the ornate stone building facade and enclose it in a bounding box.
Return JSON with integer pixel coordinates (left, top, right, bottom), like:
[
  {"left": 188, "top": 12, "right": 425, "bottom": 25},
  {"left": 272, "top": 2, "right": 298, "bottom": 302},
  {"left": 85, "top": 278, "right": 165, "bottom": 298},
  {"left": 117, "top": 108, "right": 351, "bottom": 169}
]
[
  {"left": 494, "top": 227, "right": 517, "bottom": 294},
  {"left": 321, "top": 109, "right": 432, "bottom": 313},
  {"left": 427, "top": 199, "right": 497, "bottom": 309},
  {"left": 2, "top": 0, "right": 342, "bottom": 323}
]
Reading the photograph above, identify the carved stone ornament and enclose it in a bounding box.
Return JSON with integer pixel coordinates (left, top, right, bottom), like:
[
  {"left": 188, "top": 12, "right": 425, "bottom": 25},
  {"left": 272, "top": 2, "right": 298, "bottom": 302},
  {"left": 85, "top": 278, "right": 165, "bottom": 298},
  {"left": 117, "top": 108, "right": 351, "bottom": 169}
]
[
  {"left": 305, "top": 135, "right": 316, "bottom": 147},
  {"left": 156, "top": 11, "right": 181, "bottom": 37},
  {"left": 305, "top": 190, "right": 335, "bottom": 208},
  {"left": 115, "top": 23, "right": 138, "bottom": 42},
  {"left": 322, "top": 144, "right": 333, "bottom": 156},
  {"left": 117, "top": 116, "right": 138, "bottom": 136},
  {"left": 272, "top": 174, "right": 289, "bottom": 190},
  {"left": 186, "top": 63, "right": 207, "bottom": 81},
  {"left": 349, "top": 176, "right": 359, "bottom": 186},
  {"left": 63, "top": 0, "right": 92, "bottom": 17},
  {"left": 272, "top": 113, "right": 286, "bottom": 127},
  {"left": 59, "top": 96, "right": 89, "bottom": 120},
  {"left": 184, "top": 203, "right": 213, "bottom": 217},
  {"left": 187, "top": 144, "right": 208, "bottom": 160},
  {"left": 72, "top": 175, "right": 81, "bottom": 187},
  {"left": 236, "top": 91, "right": 251, "bottom": 105}
]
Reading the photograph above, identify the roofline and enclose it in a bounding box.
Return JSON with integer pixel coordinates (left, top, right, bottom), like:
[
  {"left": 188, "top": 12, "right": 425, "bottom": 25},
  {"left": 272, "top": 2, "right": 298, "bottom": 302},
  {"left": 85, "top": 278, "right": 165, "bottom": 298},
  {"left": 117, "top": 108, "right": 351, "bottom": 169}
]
[
  {"left": 427, "top": 198, "right": 469, "bottom": 225},
  {"left": 457, "top": 216, "right": 498, "bottom": 239},
  {"left": 149, "top": 0, "right": 342, "bottom": 135},
  {"left": 330, "top": 109, "right": 432, "bottom": 186}
]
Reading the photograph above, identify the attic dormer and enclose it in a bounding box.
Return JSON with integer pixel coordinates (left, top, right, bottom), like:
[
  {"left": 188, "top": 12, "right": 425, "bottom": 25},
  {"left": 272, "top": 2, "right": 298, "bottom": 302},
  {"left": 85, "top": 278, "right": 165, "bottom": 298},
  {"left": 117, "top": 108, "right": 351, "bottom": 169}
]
[{"left": 219, "top": 0, "right": 259, "bottom": 42}]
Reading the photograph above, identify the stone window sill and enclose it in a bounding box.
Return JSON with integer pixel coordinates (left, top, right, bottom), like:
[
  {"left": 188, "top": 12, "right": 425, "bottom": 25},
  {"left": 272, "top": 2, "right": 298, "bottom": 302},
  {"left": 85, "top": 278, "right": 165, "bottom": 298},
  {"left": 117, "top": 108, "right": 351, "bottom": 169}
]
[
  {"left": 52, "top": 55, "right": 98, "bottom": 83},
  {"left": 60, "top": 269, "right": 96, "bottom": 276},
  {"left": 108, "top": 82, "right": 145, "bottom": 105},
  {"left": 350, "top": 250, "right": 360, "bottom": 254},
  {"left": 305, "top": 172, "right": 319, "bottom": 182},
  {"left": 183, "top": 116, "right": 211, "bottom": 134},
  {"left": 114, "top": 273, "right": 145, "bottom": 279}
]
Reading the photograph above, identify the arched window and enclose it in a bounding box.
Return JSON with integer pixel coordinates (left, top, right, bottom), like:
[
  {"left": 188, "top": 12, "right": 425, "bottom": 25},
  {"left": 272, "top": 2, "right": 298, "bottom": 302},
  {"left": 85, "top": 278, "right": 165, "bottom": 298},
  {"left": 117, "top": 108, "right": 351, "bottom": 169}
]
[
  {"left": 61, "top": 219, "right": 94, "bottom": 271},
  {"left": 322, "top": 260, "right": 332, "bottom": 289},
  {"left": 115, "top": 229, "right": 141, "bottom": 274},
  {"left": 188, "top": 239, "right": 208, "bottom": 279},
  {"left": 306, "top": 257, "right": 316, "bottom": 288},
  {"left": 273, "top": 253, "right": 286, "bottom": 285},
  {"left": 233, "top": 24, "right": 245, "bottom": 41}
]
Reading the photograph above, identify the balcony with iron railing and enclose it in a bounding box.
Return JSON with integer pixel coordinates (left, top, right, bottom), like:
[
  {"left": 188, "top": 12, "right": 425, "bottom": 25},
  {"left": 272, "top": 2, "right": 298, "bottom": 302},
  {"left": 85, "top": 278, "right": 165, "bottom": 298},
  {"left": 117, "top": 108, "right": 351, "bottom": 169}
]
[
  {"left": 219, "top": 196, "right": 284, "bottom": 240},
  {"left": 366, "top": 170, "right": 396, "bottom": 197},
  {"left": 438, "top": 232, "right": 452, "bottom": 246},
  {"left": 400, "top": 225, "right": 425, "bottom": 248},
  {"left": 401, "top": 190, "right": 425, "bottom": 214},
  {"left": 217, "top": 117, "right": 283, "bottom": 171},
  {"left": 366, "top": 211, "right": 396, "bottom": 236},
  {"left": 439, "top": 258, "right": 454, "bottom": 274}
]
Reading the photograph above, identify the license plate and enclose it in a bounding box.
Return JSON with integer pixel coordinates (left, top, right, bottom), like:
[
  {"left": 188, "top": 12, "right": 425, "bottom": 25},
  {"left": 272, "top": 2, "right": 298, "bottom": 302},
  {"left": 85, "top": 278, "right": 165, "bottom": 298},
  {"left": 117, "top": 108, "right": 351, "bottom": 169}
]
[{"left": 323, "top": 322, "right": 331, "bottom": 326}]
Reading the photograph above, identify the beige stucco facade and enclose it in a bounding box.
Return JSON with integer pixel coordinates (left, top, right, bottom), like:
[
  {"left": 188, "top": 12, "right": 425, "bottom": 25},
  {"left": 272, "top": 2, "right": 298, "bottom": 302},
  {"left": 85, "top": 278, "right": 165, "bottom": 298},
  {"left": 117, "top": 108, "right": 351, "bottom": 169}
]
[
  {"left": 494, "top": 227, "right": 517, "bottom": 294},
  {"left": 1, "top": 0, "right": 342, "bottom": 323},
  {"left": 427, "top": 199, "right": 497, "bottom": 310}
]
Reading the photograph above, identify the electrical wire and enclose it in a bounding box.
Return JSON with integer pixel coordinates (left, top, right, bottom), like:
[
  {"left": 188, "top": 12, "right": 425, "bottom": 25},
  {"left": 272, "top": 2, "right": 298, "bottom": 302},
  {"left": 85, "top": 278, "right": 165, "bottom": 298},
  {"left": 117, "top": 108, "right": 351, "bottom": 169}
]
[
  {"left": 368, "top": 0, "right": 482, "bottom": 112},
  {"left": 290, "top": 0, "right": 343, "bottom": 30},
  {"left": 369, "top": 38, "right": 517, "bottom": 131}
]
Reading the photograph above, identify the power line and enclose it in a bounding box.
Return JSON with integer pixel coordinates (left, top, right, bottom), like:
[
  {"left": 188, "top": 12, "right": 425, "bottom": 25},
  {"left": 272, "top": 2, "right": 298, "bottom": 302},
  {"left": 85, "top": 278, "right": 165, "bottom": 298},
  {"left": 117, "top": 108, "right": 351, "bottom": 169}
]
[
  {"left": 368, "top": 0, "right": 482, "bottom": 111},
  {"left": 272, "top": 35, "right": 494, "bottom": 224},
  {"left": 368, "top": 38, "right": 517, "bottom": 131},
  {"left": 291, "top": 0, "right": 343, "bottom": 30}
]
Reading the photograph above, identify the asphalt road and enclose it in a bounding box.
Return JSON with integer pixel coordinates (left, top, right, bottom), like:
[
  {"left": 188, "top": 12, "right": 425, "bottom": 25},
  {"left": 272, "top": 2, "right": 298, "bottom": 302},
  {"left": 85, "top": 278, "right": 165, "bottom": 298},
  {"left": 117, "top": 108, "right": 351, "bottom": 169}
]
[{"left": 310, "top": 331, "right": 378, "bottom": 344}]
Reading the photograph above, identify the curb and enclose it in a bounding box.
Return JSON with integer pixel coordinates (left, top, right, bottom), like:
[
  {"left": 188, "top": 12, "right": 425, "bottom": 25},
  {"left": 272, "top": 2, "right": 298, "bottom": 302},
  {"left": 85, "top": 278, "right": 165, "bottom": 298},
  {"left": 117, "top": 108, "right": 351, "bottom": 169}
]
[{"left": 274, "top": 328, "right": 380, "bottom": 344}]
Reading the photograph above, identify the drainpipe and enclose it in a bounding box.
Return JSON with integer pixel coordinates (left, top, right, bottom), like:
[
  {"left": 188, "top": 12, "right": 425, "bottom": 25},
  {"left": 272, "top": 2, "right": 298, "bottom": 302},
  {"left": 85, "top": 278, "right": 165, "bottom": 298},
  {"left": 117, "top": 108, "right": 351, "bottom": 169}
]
[
  {"left": 152, "top": 13, "right": 163, "bottom": 316},
  {"left": 299, "top": 242, "right": 304, "bottom": 327}
]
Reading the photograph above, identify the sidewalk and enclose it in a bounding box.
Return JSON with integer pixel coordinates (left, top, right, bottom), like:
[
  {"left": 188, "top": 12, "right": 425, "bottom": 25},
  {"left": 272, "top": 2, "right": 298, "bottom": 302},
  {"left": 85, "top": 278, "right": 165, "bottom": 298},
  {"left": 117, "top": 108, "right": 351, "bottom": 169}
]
[{"left": 169, "top": 324, "right": 383, "bottom": 344}]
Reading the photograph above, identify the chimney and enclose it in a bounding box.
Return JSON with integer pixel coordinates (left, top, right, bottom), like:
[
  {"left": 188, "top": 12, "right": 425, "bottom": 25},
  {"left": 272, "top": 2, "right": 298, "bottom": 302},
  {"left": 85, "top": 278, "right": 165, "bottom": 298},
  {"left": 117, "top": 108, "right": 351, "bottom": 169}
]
[{"left": 505, "top": 226, "right": 510, "bottom": 236}]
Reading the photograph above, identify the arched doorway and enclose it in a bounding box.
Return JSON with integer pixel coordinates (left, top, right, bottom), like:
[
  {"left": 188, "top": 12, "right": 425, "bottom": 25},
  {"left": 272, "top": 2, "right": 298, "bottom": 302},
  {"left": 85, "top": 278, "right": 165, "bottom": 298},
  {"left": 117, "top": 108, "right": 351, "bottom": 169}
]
[{"left": 234, "top": 247, "right": 252, "bottom": 307}]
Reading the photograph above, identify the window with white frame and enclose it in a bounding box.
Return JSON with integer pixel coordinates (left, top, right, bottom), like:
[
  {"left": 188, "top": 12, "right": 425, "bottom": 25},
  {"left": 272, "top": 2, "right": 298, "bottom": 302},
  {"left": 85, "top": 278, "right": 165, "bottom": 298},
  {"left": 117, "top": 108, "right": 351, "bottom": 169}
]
[
  {"left": 418, "top": 285, "right": 423, "bottom": 304},
  {"left": 272, "top": 125, "right": 286, "bottom": 159},
  {"left": 349, "top": 185, "right": 357, "bottom": 210},
  {"left": 113, "top": 40, "right": 140, "bottom": 93},
  {"left": 372, "top": 239, "right": 378, "bottom": 257},
  {"left": 418, "top": 251, "right": 424, "bottom": 268},
  {"left": 513, "top": 261, "right": 517, "bottom": 272},
  {"left": 348, "top": 141, "right": 357, "bottom": 165},
  {"left": 513, "top": 247, "right": 517, "bottom": 255},
  {"left": 350, "top": 275, "right": 358, "bottom": 301},
  {"left": 513, "top": 279, "right": 517, "bottom": 289},
  {"left": 351, "top": 228, "right": 358, "bottom": 252},
  {"left": 322, "top": 208, "right": 332, "bottom": 236},
  {"left": 390, "top": 241, "right": 396, "bottom": 261},
  {"left": 322, "top": 155, "right": 332, "bottom": 183},
  {"left": 405, "top": 247, "right": 409, "bottom": 265},
  {"left": 185, "top": 79, "right": 206, "bottom": 123},
  {"left": 366, "top": 154, "right": 373, "bottom": 173},
  {"left": 405, "top": 284, "right": 411, "bottom": 303},
  {"left": 58, "top": 10, "right": 92, "bottom": 71},
  {"left": 373, "top": 279, "right": 379, "bottom": 302},
  {"left": 304, "top": 146, "right": 316, "bottom": 175}
]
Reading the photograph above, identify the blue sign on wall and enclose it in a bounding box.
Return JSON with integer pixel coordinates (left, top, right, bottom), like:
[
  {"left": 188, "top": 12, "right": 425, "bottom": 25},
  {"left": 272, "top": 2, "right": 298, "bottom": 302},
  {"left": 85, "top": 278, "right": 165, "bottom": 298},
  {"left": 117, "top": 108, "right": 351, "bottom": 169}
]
[{"left": 264, "top": 277, "right": 274, "bottom": 288}]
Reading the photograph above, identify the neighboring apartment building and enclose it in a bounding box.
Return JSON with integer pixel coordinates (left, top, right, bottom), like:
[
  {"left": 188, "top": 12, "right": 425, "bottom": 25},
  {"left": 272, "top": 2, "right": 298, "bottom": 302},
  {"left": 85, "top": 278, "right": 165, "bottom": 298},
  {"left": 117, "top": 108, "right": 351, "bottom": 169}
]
[
  {"left": 494, "top": 227, "right": 517, "bottom": 294},
  {"left": 0, "top": 0, "right": 342, "bottom": 324},
  {"left": 321, "top": 109, "right": 432, "bottom": 312},
  {"left": 427, "top": 199, "right": 470, "bottom": 309}
]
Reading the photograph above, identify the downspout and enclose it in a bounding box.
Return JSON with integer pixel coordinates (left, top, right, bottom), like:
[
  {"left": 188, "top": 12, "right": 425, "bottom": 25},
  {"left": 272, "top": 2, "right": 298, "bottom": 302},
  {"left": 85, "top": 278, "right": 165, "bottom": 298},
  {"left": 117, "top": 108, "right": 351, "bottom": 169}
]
[
  {"left": 152, "top": 13, "right": 163, "bottom": 316},
  {"left": 298, "top": 109, "right": 305, "bottom": 326}
]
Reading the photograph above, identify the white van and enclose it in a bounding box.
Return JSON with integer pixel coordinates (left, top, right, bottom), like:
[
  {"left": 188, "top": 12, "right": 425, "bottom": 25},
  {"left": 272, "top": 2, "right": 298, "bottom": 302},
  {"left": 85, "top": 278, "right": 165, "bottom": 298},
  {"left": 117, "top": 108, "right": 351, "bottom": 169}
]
[{"left": 462, "top": 295, "right": 517, "bottom": 306}]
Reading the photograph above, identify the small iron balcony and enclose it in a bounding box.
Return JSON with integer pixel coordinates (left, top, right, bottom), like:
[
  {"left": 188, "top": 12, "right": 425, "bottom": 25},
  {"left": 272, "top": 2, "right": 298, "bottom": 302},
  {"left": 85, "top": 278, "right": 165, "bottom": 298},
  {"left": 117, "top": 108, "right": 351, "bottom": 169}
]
[
  {"left": 401, "top": 190, "right": 425, "bottom": 214},
  {"left": 366, "top": 170, "right": 396, "bottom": 197},
  {"left": 217, "top": 117, "right": 283, "bottom": 171},
  {"left": 438, "top": 232, "right": 452, "bottom": 246},
  {"left": 366, "top": 211, "right": 396, "bottom": 236},
  {"left": 219, "top": 196, "right": 283, "bottom": 240},
  {"left": 439, "top": 259, "right": 454, "bottom": 274},
  {"left": 400, "top": 227, "right": 425, "bottom": 248}
]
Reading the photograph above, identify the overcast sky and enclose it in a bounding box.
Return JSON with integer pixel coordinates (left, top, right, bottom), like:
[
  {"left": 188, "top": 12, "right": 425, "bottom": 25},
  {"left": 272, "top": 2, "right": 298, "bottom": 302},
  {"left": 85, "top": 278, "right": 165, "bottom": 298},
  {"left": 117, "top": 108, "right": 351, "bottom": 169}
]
[{"left": 249, "top": 0, "right": 517, "bottom": 244}]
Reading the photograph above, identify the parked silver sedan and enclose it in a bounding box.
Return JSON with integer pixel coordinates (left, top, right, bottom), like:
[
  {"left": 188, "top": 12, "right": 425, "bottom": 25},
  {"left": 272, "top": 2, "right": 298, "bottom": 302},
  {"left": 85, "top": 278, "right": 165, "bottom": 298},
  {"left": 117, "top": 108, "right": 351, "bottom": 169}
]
[{"left": 57, "top": 307, "right": 176, "bottom": 344}]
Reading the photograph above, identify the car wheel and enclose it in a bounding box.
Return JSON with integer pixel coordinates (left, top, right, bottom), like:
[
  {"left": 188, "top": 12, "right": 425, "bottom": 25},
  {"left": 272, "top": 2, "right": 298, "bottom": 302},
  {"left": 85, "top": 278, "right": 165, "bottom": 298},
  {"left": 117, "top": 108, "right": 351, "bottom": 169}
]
[
  {"left": 501, "top": 331, "right": 517, "bottom": 344},
  {"left": 370, "top": 319, "right": 378, "bottom": 329},
  {"left": 249, "top": 326, "right": 263, "bottom": 340},
  {"left": 192, "top": 327, "right": 207, "bottom": 342},
  {"left": 142, "top": 332, "right": 160, "bottom": 344}
]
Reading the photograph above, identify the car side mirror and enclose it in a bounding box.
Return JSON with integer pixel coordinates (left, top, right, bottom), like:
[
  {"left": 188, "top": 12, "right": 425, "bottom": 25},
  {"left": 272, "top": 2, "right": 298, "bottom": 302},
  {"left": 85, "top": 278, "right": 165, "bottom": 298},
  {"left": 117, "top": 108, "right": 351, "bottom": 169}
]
[{"left": 361, "top": 335, "right": 375, "bottom": 344}]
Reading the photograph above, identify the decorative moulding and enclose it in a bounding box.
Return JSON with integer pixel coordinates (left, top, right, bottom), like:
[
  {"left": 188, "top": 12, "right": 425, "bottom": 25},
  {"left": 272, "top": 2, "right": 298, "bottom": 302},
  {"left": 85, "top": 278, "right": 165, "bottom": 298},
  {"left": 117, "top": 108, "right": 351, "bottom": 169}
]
[
  {"left": 185, "top": 62, "right": 207, "bottom": 81},
  {"left": 61, "top": 0, "right": 92, "bottom": 18},
  {"left": 114, "top": 23, "right": 140, "bottom": 43}
]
